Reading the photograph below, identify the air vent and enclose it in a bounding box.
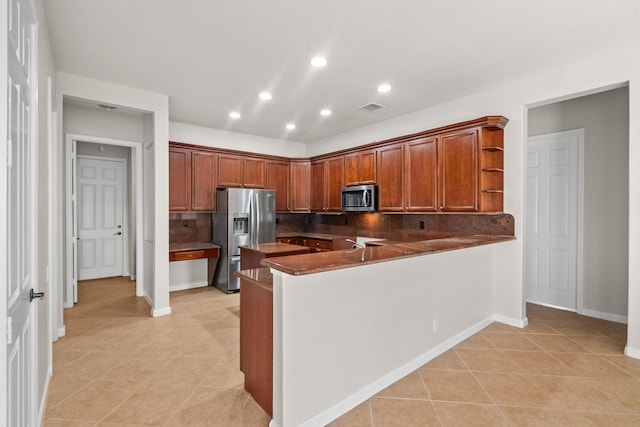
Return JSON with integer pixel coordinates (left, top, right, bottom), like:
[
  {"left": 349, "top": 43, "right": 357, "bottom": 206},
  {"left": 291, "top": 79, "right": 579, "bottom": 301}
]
[{"left": 358, "top": 102, "right": 384, "bottom": 112}]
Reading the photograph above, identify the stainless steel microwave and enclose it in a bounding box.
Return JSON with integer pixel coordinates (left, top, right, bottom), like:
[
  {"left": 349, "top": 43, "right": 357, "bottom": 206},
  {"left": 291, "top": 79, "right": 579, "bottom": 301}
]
[{"left": 341, "top": 185, "right": 378, "bottom": 212}]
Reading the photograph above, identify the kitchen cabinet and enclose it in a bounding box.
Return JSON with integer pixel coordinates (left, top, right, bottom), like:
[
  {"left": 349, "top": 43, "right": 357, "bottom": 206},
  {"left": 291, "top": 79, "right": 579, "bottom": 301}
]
[
  {"left": 218, "top": 154, "right": 266, "bottom": 188},
  {"left": 169, "top": 147, "right": 191, "bottom": 211},
  {"left": 405, "top": 137, "right": 438, "bottom": 212},
  {"left": 439, "top": 127, "right": 504, "bottom": 212},
  {"left": 344, "top": 150, "right": 376, "bottom": 186},
  {"left": 266, "top": 161, "right": 290, "bottom": 211},
  {"left": 377, "top": 144, "right": 405, "bottom": 212},
  {"left": 290, "top": 161, "right": 311, "bottom": 212},
  {"left": 276, "top": 235, "right": 353, "bottom": 252},
  {"left": 169, "top": 147, "right": 217, "bottom": 212},
  {"left": 378, "top": 121, "right": 505, "bottom": 213},
  {"left": 191, "top": 151, "right": 217, "bottom": 211},
  {"left": 311, "top": 157, "right": 344, "bottom": 212}
]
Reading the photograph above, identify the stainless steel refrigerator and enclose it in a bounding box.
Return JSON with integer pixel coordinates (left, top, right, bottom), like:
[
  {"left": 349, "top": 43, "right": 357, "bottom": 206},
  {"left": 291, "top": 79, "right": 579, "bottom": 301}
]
[{"left": 212, "top": 188, "right": 276, "bottom": 293}]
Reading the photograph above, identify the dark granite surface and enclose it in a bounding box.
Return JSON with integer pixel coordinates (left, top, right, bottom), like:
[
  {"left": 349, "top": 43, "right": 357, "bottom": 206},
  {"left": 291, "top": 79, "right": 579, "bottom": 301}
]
[
  {"left": 261, "top": 235, "right": 515, "bottom": 276},
  {"left": 239, "top": 242, "right": 311, "bottom": 255},
  {"left": 276, "top": 232, "right": 355, "bottom": 241},
  {"left": 235, "top": 267, "right": 273, "bottom": 291},
  {"left": 169, "top": 242, "right": 220, "bottom": 253}
]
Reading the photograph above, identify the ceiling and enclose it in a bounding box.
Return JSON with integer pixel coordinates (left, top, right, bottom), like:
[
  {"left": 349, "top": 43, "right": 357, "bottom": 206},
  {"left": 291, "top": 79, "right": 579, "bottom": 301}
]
[{"left": 44, "top": 1, "right": 640, "bottom": 143}]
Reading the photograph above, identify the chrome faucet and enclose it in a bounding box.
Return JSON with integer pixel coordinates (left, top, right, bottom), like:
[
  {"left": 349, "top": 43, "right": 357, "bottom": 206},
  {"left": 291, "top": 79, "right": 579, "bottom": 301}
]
[{"left": 346, "top": 239, "right": 365, "bottom": 249}]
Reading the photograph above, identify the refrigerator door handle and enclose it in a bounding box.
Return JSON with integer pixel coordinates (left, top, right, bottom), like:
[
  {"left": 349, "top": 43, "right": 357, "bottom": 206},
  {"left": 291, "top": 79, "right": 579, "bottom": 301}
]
[
  {"left": 254, "top": 192, "right": 260, "bottom": 243},
  {"left": 250, "top": 191, "right": 257, "bottom": 245}
]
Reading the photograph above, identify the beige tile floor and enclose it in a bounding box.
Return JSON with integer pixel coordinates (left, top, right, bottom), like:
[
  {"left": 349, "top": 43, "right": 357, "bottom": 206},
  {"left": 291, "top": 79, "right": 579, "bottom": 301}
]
[{"left": 44, "top": 277, "right": 640, "bottom": 426}]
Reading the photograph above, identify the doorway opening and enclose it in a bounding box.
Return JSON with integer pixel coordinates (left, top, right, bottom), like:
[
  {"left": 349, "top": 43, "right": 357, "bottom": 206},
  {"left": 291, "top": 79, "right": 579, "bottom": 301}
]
[
  {"left": 525, "top": 86, "right": 630, "bottom": 324},
  {"left": 65, "top": 134, "right": 145, "bottom": 308}
]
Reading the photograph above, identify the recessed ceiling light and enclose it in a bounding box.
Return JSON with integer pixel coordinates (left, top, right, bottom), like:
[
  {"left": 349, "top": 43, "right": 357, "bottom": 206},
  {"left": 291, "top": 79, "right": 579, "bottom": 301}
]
[
  {"left": 259, "top": 92, "right": 272, "bottom": 101},
  {"left": 377, "top": 84, "right": 391, "bottom": 93},
  {"left": 229, "top": 112, "right": 241, "bottom": 119},
  {"left": 286, "top": 123, "right": 296, "bottom": 130},
  {"left": 320, "top": 109, "right": 332, "bottom": 116},
  {"left": 311, "top": 56, "right": 327, "bottom": 67}
]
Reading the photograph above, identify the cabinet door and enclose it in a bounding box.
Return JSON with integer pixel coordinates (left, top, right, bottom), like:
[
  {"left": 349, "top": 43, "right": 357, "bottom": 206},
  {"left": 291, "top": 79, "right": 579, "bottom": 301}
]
[
  {"left": 359, "top": 150, "right": 377, "bottom": 184},
  {"left": 218, "top": 154, "right": 243, "bottom": 188},
  {"left": 191, "top": 151, "right": 217, "bottom": 211},
  {"left": 169, "top": 148, "right": 191, "bottom": 211},
  {"left": 244, "top": 157, "right": 266, "bottom": 189},
  {"left": 290, "top": 161, "right": 310, "bottom": 212},
  {"left": 344, "top": 153, "right": 360, "bottom": 187},
  {"left": 310, "top": 161, "right": 326, "bottom": 211},
  {"left": 325, "top": 156, "right": 344, "bottom": 211},
  {"left": 266, "top": 161, "right": 290, "bottom": 211},
  {"left": 377, "top": 145, "right": 405, "bottom": 212},
  {"left": 440, "top": 129, "right": 478, "bottom": 211},
  {"left": 405, "top": 138, "right": 438, "bottom": 212}
]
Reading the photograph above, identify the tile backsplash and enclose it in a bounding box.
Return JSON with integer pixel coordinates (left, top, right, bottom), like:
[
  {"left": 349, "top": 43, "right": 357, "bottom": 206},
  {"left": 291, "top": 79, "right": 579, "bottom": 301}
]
[{"left": 170, "top": 211, "right": 514, "bottom": 244}]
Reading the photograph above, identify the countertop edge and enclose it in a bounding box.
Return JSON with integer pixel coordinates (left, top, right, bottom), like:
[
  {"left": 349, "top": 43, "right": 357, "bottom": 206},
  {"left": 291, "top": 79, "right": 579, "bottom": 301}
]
[{"left": 262, "top": 235, "right": 516, "bottom": 276}]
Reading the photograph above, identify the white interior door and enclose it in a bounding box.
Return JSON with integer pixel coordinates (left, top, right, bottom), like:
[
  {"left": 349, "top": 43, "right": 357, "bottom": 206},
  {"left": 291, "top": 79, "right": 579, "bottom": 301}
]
[
  {"left": 77, "top": 157, "right": 125, "bottom": 281},
  {"left": 526, "top": 130, "right": 582, "bottom": 310},
  {"left": 5, "top": 0, "right": 38, "bottom": 424}
]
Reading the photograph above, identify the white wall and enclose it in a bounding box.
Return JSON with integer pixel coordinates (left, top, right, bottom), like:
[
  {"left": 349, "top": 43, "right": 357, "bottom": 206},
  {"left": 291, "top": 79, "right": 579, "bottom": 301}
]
[
  {"left": 63, "top": 103, "right": 144, "bottom": 142},
  {"left": 528, "top": 88, "right": 629, "bottom": 319},
  {"left": 170, "top": 121, "right": 306, "bottom": 158},
  {"left": 272, "top": 243, "right": 502, "bottom": 426},
  {"left": 305, "top": 45, "right": 640, "bottom": 356}
]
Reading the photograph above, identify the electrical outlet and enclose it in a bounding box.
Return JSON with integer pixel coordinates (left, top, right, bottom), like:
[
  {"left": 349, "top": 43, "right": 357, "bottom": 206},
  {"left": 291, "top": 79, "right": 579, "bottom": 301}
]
[
  {"left": 183, "top": 220, "right": 188, "bottom": 227},
  {"left": 419, "top": 220, "right": 425, "bottom": 229},
  {"left": 432, "top": 318, "right": 439, "bottom": 333}
]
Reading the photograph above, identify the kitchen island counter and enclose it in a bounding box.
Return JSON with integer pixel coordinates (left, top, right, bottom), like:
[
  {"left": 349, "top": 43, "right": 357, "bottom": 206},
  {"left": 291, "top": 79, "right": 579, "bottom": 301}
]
[{"left": 262, "top": 234, "right": 515, "bottom": 275}]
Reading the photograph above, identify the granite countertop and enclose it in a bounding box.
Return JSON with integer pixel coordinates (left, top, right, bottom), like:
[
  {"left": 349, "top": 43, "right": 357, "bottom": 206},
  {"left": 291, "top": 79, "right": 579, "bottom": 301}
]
[
  {"left": 235, "top": 267, "right": 273, "bottom": 291},
  {"left": 169, "top": 242, "right": 221, "bottom": 253},
  {"left": 261, "top": 235, "right": 515, "bottom": 276},
  {"left": 277, "top": 232, "right": 355, "bottom": 241},
  {"left": 239, "top": 242, "right": 311, "bottom": 255}
]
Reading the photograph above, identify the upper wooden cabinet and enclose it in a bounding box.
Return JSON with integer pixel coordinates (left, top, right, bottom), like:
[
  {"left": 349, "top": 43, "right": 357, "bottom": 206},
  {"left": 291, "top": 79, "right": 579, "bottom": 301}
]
[
  {"left": 169, "top": 147, "right": 191, "bottom": 211},
  {"left": 168, "top": 115, "right": 507, "bottom": 214},
  {"left": 344, "top": 150, "right": 376, "bottom": 186},
  {"left": 311, "top": 157, "right": 344, "bottom": 212},
  {"left": 218, "top": 154, "right": 266, "bottom": 189},
  {"left": 377, "top": 145, "right": 405, "bottom": 212},
  {"left": 169, "top": 147, "right": 217, "bottom": 212},
  {"left": 266, "top": 161, "right": 290, "bottom": 212},
  {"left": 290, "top": 161, "right": 311, "bottom": 212},
  {"left": 405, "top": 137, "right": 438, "bottom": 212},
  {"left": 191, "top": 151, "right": 217, "bottom": 211}
]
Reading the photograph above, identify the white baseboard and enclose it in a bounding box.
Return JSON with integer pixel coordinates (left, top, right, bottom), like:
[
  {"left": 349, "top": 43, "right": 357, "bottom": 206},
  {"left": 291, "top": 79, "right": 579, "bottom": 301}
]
[
  {"left": 169, "top": 281, "right": 208, "bottom": 292},
  {"left": 131, "top": 274, "right": 136, "bottom": 280},
  {"left": 143, "top": 292, "right": 153, "bottom": 307},
  {"left": 151, "top": 306, "right": 172, "bottom": 317},
  {"left": 579, "top": 308, "right": 628, "bottom": 324},
  {"left": 527, "top": 300, "right": 576, "bottom": 312},
  {"left": 494, "top": 314, "right": 528, "bottom": 328},
  {"left": 625, "top": 346, "right": 640, "bottom": 359},
  {"left": 298, "top": 316, "right": 495, "bottom": 427},
  {"left": 57, "top": 325, "right": 66, "bottom": 338}
]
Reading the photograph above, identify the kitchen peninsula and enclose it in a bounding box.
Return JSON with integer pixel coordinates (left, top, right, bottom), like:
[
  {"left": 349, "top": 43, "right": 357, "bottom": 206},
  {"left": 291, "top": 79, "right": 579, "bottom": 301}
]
[{"left": 237, "top": 233, "right": 516, "bottom": 425}]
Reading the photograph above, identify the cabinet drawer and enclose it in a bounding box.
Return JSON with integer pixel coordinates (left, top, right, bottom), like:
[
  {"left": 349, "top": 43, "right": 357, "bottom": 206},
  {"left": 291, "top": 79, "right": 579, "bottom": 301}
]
[
  {"left": 302, "top": 239, "right": 332, "bottom": 251},
  {"left": 170, "top": 248, "right": 220, "bottom": 262}
]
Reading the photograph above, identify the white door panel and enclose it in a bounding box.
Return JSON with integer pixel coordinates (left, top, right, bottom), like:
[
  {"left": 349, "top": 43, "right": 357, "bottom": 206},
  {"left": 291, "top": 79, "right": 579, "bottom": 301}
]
[
  {"left": 526, "top": 130, "right": 582, "bottom": 310},
  {"left": 5, "top": 0, "right": 38, "bottom": 424},
  {"left": 77, "top": 157, "right": 125, "bottom": 280}
]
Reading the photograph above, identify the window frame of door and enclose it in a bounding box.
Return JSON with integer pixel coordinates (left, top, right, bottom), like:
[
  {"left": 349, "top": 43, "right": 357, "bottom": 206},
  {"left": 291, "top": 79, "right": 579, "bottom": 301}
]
[
  {"left": 525, "top": 128, "right": 585, "bottom": 315},
  {"left": 65, "top": 133, "right": 144, "bottom": 308}
]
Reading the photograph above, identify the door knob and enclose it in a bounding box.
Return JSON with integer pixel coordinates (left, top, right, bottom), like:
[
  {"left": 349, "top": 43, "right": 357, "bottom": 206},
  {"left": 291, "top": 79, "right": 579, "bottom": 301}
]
[
  {"left": 30, "top": 289, "right": 45, "bottom": 302},
  {"left": 114, "top": 231, "right": 122, "bottom": 235}
]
